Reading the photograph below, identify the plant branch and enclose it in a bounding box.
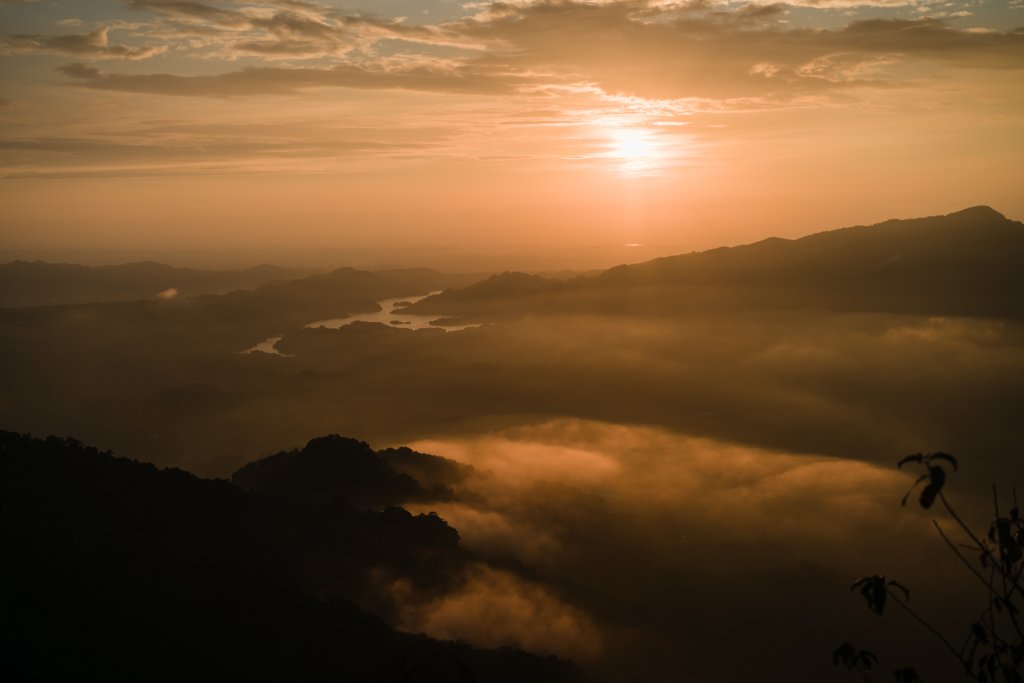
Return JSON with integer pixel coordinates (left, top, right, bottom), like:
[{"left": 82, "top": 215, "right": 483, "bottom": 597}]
[
  {"left": 940, "top": 491, "right": 1024, "bottom": 595},
  {"left": 939, "top": 492, "right": 987, "bottom": 554},
  {"left": 934, "top": 520, "right": 993, "bottom": 591},
  {"left": 887, "top": 589, "right": 965, "bottom": 667}
]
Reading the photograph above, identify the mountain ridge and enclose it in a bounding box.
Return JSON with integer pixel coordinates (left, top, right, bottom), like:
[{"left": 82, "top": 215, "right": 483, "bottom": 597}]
[
  {"left": 0, "top": 259, "right": 321, "bottom": 308},
  {"left": 404, "top": 206, "right": 1024, "bottom": 319}
]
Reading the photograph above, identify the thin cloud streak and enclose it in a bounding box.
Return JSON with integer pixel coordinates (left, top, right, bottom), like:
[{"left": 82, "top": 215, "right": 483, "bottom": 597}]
[
  {"left": 0, "top": 27, "right": 166, "bottom": 60},
  {"left": 56, "top": 58, "right": 530, "bottom": 97}
]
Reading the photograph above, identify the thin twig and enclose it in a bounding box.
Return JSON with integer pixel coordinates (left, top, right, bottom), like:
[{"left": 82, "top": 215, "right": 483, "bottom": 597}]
[
  {"left": 887, "top": 589, "right": 965, "bottom": 666},
  {"left": 999, "top": 558, "right": 1024, "bottom": 643},
  {"left": 934, "top": 520, "right": 993, "bottom": 590},
  {"left": 940, "top": 492, "right": 988, "bottom": 554},
  {"left": 941, "top": 492, "right": 1024, "bottom": 595},
  {"left": 986, "top": 565, "right": 1002, "bottom": 654}
]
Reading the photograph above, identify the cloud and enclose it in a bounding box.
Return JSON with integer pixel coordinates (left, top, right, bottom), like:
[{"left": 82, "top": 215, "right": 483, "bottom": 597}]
[
  {"left": 466, "top": 0, "right": 975, "bottom": 9},
  {"left": 57, "top": 63, "right": 104, "bottom": 79},
  {"left": 0, "top": 119, "right": 446, "bottom": 179},
  {"left": 28, "top": 1, "right": 1018, "bottom": 103},
  {"left": 0, "top": 27, "right": 165, "bottom": 60},
  {"left": 391, "top": 563, "right": 602, "bottom": 661},
  {"left": 402, "top": 418, "right": 997, "bottom": 681},
  {"left": 126, "top": 0, "right": 249, "bottom": 27},
  {"left": 56, "top": 58, "right": 528, "bottom": 97},
  {"left": 117, "top": 1, "right": 479, "bottom": 59},
  {"left": 839, "top": 17, "right": 1024, "bottom": 65},
  {"left": 411, "top": 420, "right": 918, "bottom": 559},
  {"left": 4, "top": 0, "right": 1021, "bottom": 184},
  {"left": 450, "top": 3, "right": 1024, "bottom": 100},
  {"left": 156, "top": 287, "right": 179, "bottom": 300}
]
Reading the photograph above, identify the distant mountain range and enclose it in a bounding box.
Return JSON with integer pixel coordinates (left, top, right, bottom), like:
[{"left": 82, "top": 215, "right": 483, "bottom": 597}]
[
  {"left": 0, "top": 260, "right": 321, "bottom": 308},
  {"left": 8, "top": 206, "right": 1018, "bottom": 319},
  {"left": 405, "top": 206, "right": 1024, "bottom": 319},
  {"left": 0, "top": 265, "right": 485, "bottom": 356}
]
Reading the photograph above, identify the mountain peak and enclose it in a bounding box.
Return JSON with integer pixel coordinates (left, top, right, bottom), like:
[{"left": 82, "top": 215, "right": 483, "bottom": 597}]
[{"left": 947, "top": 205, "right": 1006, "bottom": 220}]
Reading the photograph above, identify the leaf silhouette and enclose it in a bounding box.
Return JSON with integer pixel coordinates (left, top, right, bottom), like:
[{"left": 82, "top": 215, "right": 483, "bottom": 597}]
[
  {"left": 919, "top": 484, "right": 939, "bottom": 509},
  {"left": 852, "top": 575, "right": 888, "bottom": 614},
  {"left": 833, "top": 642, "right": 878, "bottom": 672},
  {"left": 902, "top": 474, "right": 928, "bottom": 507},
  {"left": 857, "top": 650, "right": 878, "bottom": 670},
  {"left": 897, "top": 453, "right": 958, "bottom": 509},
  {"left": 928, "top": 452, "right": 958, "bottom": 471},
  {"left": 894, "top": 666, "right": 923, "bottom": 683},
  {"left": 897, "top": 454, "right": 924, "bottom": 469},
  {"left": 833, "top": 642, "right": 857, "bottom": 668},
  {"left": 918, "top": 466, "right": 947, "bottom": 509}
]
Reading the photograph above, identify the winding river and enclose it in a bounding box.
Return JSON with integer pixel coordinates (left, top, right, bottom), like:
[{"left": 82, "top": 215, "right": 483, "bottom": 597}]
[{"left": 243, "top": 291, "right": 473, "bottom": 356}]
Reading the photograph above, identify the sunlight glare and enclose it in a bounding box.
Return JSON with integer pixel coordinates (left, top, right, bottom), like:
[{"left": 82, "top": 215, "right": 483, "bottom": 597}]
[{"left": 605, "top": 126, "right": 665, "bottom": 176}]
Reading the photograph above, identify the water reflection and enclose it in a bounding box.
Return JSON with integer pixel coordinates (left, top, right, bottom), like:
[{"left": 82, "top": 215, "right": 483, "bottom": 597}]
[{"left": 242, "top": 335, "right": 288, "bottom": 356}]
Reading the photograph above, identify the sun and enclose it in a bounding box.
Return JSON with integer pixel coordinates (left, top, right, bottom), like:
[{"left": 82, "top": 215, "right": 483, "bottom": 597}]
[{"left": 605, "top": 126, "right": 663, "bottom": 175}]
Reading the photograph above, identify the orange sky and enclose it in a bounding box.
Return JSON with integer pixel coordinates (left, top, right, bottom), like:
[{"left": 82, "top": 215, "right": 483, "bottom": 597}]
[{"left": 1, "top": 1, "right": 1022, "bottom": 261}]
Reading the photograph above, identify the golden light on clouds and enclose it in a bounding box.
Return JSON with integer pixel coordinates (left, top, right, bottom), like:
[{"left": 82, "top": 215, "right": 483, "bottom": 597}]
[{"left": 0, "top": 0, "right": 1021, "bottom": 254}]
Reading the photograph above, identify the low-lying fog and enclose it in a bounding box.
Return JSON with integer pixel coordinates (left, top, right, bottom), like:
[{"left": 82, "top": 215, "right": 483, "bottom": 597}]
[{"left": 391, "top": 419, "right": 989, "bottom": 681}]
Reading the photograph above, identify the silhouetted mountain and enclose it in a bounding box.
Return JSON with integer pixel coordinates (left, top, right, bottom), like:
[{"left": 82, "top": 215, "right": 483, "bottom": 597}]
[
  {"left": 380, "top": 445, "right": 476, "bottom": 491},
  {"left": 0, "top": 431, "right": 582, "bottom": 682},
  {"left": 232, "top": 434, "right": 458, "bottom": 507},
  {"left": 402, "top": 271, "right": 559, "bottom": 316},
  {"left": 406, "top": 207, "right": 1024, "bottom": 319},
  {"left": 455, "top": 271, "right": 555, "bottom": 297},
  {"left": 0, "top": 260, "right": 319, "bottom": 308}
]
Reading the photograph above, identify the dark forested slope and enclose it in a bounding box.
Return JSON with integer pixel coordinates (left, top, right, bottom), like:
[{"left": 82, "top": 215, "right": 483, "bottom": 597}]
[{"left": 0, "top": 431, "right": 581, "bottom": 683}]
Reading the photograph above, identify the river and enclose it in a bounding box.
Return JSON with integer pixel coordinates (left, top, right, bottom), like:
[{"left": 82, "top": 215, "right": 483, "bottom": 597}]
[{"left": 243, "top": 291, "right": 474, "bottom": 355}]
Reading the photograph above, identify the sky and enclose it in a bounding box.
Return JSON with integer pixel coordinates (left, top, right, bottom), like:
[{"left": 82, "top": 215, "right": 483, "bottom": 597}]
[{"left": 1, "top": 0, "right": 1022, "bottom": 262}]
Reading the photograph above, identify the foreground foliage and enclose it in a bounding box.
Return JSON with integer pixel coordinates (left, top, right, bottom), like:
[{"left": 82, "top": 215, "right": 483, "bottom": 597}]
[{"left": 835, "top": 453, "right": 1023, "bottom": 682}]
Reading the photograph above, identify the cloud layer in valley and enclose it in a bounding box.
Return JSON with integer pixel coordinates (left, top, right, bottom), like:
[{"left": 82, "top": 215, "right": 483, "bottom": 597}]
[{"left": 400, "top": 418, "right": 990, "bottom": 681}]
